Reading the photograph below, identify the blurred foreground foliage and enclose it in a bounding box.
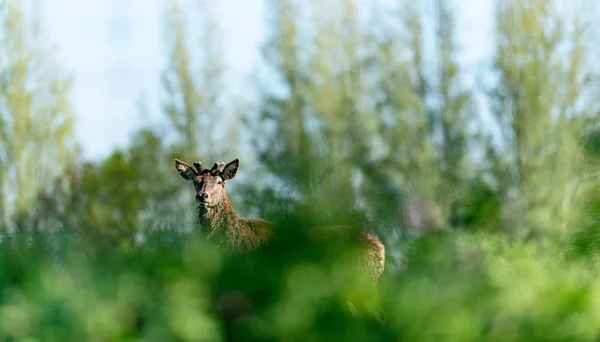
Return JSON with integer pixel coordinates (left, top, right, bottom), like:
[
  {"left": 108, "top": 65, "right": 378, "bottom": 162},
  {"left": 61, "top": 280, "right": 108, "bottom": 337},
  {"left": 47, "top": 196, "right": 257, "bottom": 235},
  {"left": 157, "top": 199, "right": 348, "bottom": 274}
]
[{"left": 2, "top": 218, "right": 600, "bottom": 341}]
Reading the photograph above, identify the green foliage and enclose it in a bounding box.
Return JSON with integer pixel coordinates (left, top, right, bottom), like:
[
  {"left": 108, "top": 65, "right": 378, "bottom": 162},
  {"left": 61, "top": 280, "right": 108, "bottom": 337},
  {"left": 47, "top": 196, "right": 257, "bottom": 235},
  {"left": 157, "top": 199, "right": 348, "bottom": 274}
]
[
  {"left": 1, "top": 0, "right": 600, "bottom": 340},
  {"left": 450, "top": 178, "right": 503, "bottom": 232},
  {"left": 489, "top": 0, "right": 590, "bottom": 234},
  {"left": 0, "top": 1, "right": 78, "bottom": 223},
  {"left": 563, "top": 125, "right": 600, "bottom": 259},
  {"left": 18, "top": 129, "right": 196, "bottom": 252},
  {"left": 391, "top": 232, "right": 600, "bottom": 342},
  {"left": 161, "top": 0, "right": 234, "bottom": 162},
  {"left": 0, "top": 219, "right": 599, "bottom": 341}
]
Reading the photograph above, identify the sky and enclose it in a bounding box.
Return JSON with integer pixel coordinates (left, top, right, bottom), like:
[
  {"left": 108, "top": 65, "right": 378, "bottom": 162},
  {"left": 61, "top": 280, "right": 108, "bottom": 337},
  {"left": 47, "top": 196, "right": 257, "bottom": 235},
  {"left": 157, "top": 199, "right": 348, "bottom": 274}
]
[{"left": 41, "top": 0, "right": 494, "bottom": 161}]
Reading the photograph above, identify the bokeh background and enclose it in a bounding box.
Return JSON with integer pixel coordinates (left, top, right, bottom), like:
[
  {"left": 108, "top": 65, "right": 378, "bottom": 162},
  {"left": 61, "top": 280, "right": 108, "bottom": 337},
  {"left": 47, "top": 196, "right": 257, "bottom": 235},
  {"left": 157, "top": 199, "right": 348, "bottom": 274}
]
[{"left": 3, "top": 0, "right": 600, "bottom": 340}]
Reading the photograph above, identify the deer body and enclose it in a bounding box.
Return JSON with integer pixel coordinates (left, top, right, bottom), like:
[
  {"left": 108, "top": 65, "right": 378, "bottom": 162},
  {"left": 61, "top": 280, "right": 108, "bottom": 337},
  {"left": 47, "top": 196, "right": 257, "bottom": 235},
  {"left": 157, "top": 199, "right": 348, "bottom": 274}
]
[
  {"left": 174, "top": 158, "right": 385, "bottom": 282},
  {"left": 198, "top": 195, "right": 275, "bottom": 253}
]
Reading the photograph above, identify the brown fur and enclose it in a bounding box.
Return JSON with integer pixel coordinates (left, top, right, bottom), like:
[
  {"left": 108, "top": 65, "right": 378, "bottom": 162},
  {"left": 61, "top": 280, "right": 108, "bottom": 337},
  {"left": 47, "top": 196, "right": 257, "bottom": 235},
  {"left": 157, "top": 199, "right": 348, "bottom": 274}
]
[
  {"left": 175, "top": 158, "right": 385, "bottom": 282},
  {"left": 200, "top": 195, "right": 276, "bottom": 253},
  {"left": 360, "top": 232, "right": 386, "bottom": 282}
]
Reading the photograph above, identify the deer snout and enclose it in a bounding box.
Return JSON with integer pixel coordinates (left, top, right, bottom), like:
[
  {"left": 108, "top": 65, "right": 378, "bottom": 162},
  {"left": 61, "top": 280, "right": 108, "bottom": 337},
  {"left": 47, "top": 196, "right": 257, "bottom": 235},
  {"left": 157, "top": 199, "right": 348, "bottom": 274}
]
[{"left": 196, "top": 192, "right": 210, "bottom": 203}]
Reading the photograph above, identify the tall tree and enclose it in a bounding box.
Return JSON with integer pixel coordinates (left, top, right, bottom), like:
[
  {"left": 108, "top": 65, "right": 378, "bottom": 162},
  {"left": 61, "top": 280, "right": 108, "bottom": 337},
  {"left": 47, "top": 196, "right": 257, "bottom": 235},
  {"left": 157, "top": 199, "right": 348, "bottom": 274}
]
[
  {"left": 307, "top": 0, "right": 375, "bottom": 211},
  {"left": 252, "top": 0, "right": 454, "bottom": 243},
  {"left": 357, "top": 0, "right": 441, "bottom": 228},
  {"left": 161, "top": 0, "right": 230, "bottom": 162},
  {"left": 252, "top": 0, "right": 314, "bottom": 198},
  {"left": 431, "top": 0, "right": 474, "bottom": 223},
  {"left": 0, "top": 1, "right": 78, "bottom": 226},
  {"left": 488, "top": 0, "right": 589, "bottom": 234},
  {"left": 251, "top": 0, "right": 379, "bottom": 224}
]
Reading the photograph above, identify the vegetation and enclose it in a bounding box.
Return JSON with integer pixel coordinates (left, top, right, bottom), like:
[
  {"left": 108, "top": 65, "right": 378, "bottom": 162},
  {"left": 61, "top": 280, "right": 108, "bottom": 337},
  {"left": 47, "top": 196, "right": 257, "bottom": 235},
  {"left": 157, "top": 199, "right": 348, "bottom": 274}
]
[{"left": 1, "top": 0, "right": 600, "bottom": 340}]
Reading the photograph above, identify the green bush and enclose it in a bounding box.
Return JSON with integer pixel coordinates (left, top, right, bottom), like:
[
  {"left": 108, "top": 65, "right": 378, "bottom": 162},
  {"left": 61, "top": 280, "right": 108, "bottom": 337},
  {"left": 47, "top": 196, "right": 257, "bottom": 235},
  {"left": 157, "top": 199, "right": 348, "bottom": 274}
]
[{"left": 0, "top": 220, "right": 597, "bottom": 342}]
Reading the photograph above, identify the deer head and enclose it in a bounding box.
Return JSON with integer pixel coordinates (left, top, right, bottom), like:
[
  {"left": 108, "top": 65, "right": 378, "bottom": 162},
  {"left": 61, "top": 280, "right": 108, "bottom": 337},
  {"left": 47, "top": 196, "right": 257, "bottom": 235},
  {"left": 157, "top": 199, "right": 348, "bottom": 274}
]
[{"left": 174, "top": 158, "right": 240, "bottom": 208}]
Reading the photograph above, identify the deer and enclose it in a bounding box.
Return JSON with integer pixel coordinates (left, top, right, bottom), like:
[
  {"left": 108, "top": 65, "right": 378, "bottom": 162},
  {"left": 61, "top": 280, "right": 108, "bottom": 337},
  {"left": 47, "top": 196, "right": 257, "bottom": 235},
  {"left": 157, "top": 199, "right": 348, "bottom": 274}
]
[{"left": 174, "top": 157, "right": 386, "bottom": 321}]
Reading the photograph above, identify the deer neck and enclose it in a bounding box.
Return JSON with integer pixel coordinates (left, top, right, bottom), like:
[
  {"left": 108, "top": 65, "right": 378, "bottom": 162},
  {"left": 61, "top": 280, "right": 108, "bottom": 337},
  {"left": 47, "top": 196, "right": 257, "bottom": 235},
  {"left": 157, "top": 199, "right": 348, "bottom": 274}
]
[{"left": 197, "top": 192, "right": 240, "bottom": 239}]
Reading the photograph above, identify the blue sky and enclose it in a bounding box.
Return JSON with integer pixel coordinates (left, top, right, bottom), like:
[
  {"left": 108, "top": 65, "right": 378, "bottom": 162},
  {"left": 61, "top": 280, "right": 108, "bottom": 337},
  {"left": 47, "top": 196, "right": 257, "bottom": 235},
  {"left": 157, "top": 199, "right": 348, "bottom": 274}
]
[{"left": 41, "top": 0, "right": 493, "bottom": 160}]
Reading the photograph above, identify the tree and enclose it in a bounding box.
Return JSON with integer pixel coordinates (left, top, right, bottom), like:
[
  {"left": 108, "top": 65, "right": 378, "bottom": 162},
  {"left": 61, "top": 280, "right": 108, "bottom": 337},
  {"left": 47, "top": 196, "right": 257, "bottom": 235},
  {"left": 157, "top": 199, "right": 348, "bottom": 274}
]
[
  {"left": 0, "top": 1, "right": 78, "bottom": 228},
  {"left": 25, "top": 127, "right": 196, "bottom": 253},
  {"left": 250, "top": 0, "right": 377, "bottom": 225},
  {"left": 161, "top": 0, "right": 232, "bottom": 163},
  {"left": 431, "top": 0, "right": 473, "bottom": 221},
  {"left": 250, "top": 0, "right": 314, "bottom": 205},
  {"left": 488, "top": 0, "right": 590, "bottom": 234},
  {"left": 354, "top": 0, "right": 447, "bottom": 232}
]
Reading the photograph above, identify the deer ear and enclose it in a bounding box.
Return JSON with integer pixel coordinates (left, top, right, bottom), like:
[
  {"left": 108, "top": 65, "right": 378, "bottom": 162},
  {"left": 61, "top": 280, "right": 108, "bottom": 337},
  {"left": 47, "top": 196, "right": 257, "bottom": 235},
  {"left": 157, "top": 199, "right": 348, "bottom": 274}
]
[
  {"left": 174, "top": 159, "right": 198, "bottom": 181},
  {"left": 221, "top": 158, "right": 239, "bottom": 181}
]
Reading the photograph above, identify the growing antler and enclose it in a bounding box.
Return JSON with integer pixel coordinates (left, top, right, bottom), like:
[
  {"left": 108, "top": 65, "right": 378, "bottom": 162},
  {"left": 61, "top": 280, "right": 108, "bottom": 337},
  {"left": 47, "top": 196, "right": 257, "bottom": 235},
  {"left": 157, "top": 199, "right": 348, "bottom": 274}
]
[
  {"left": 211, "top": 161, "right": 226, "bottom": 172},
  {"left": 191, "top": 161, "right": 226, "bottom": 175},
  {"left": 193, "top": 161, "right": 207, "bottom": 173}
]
